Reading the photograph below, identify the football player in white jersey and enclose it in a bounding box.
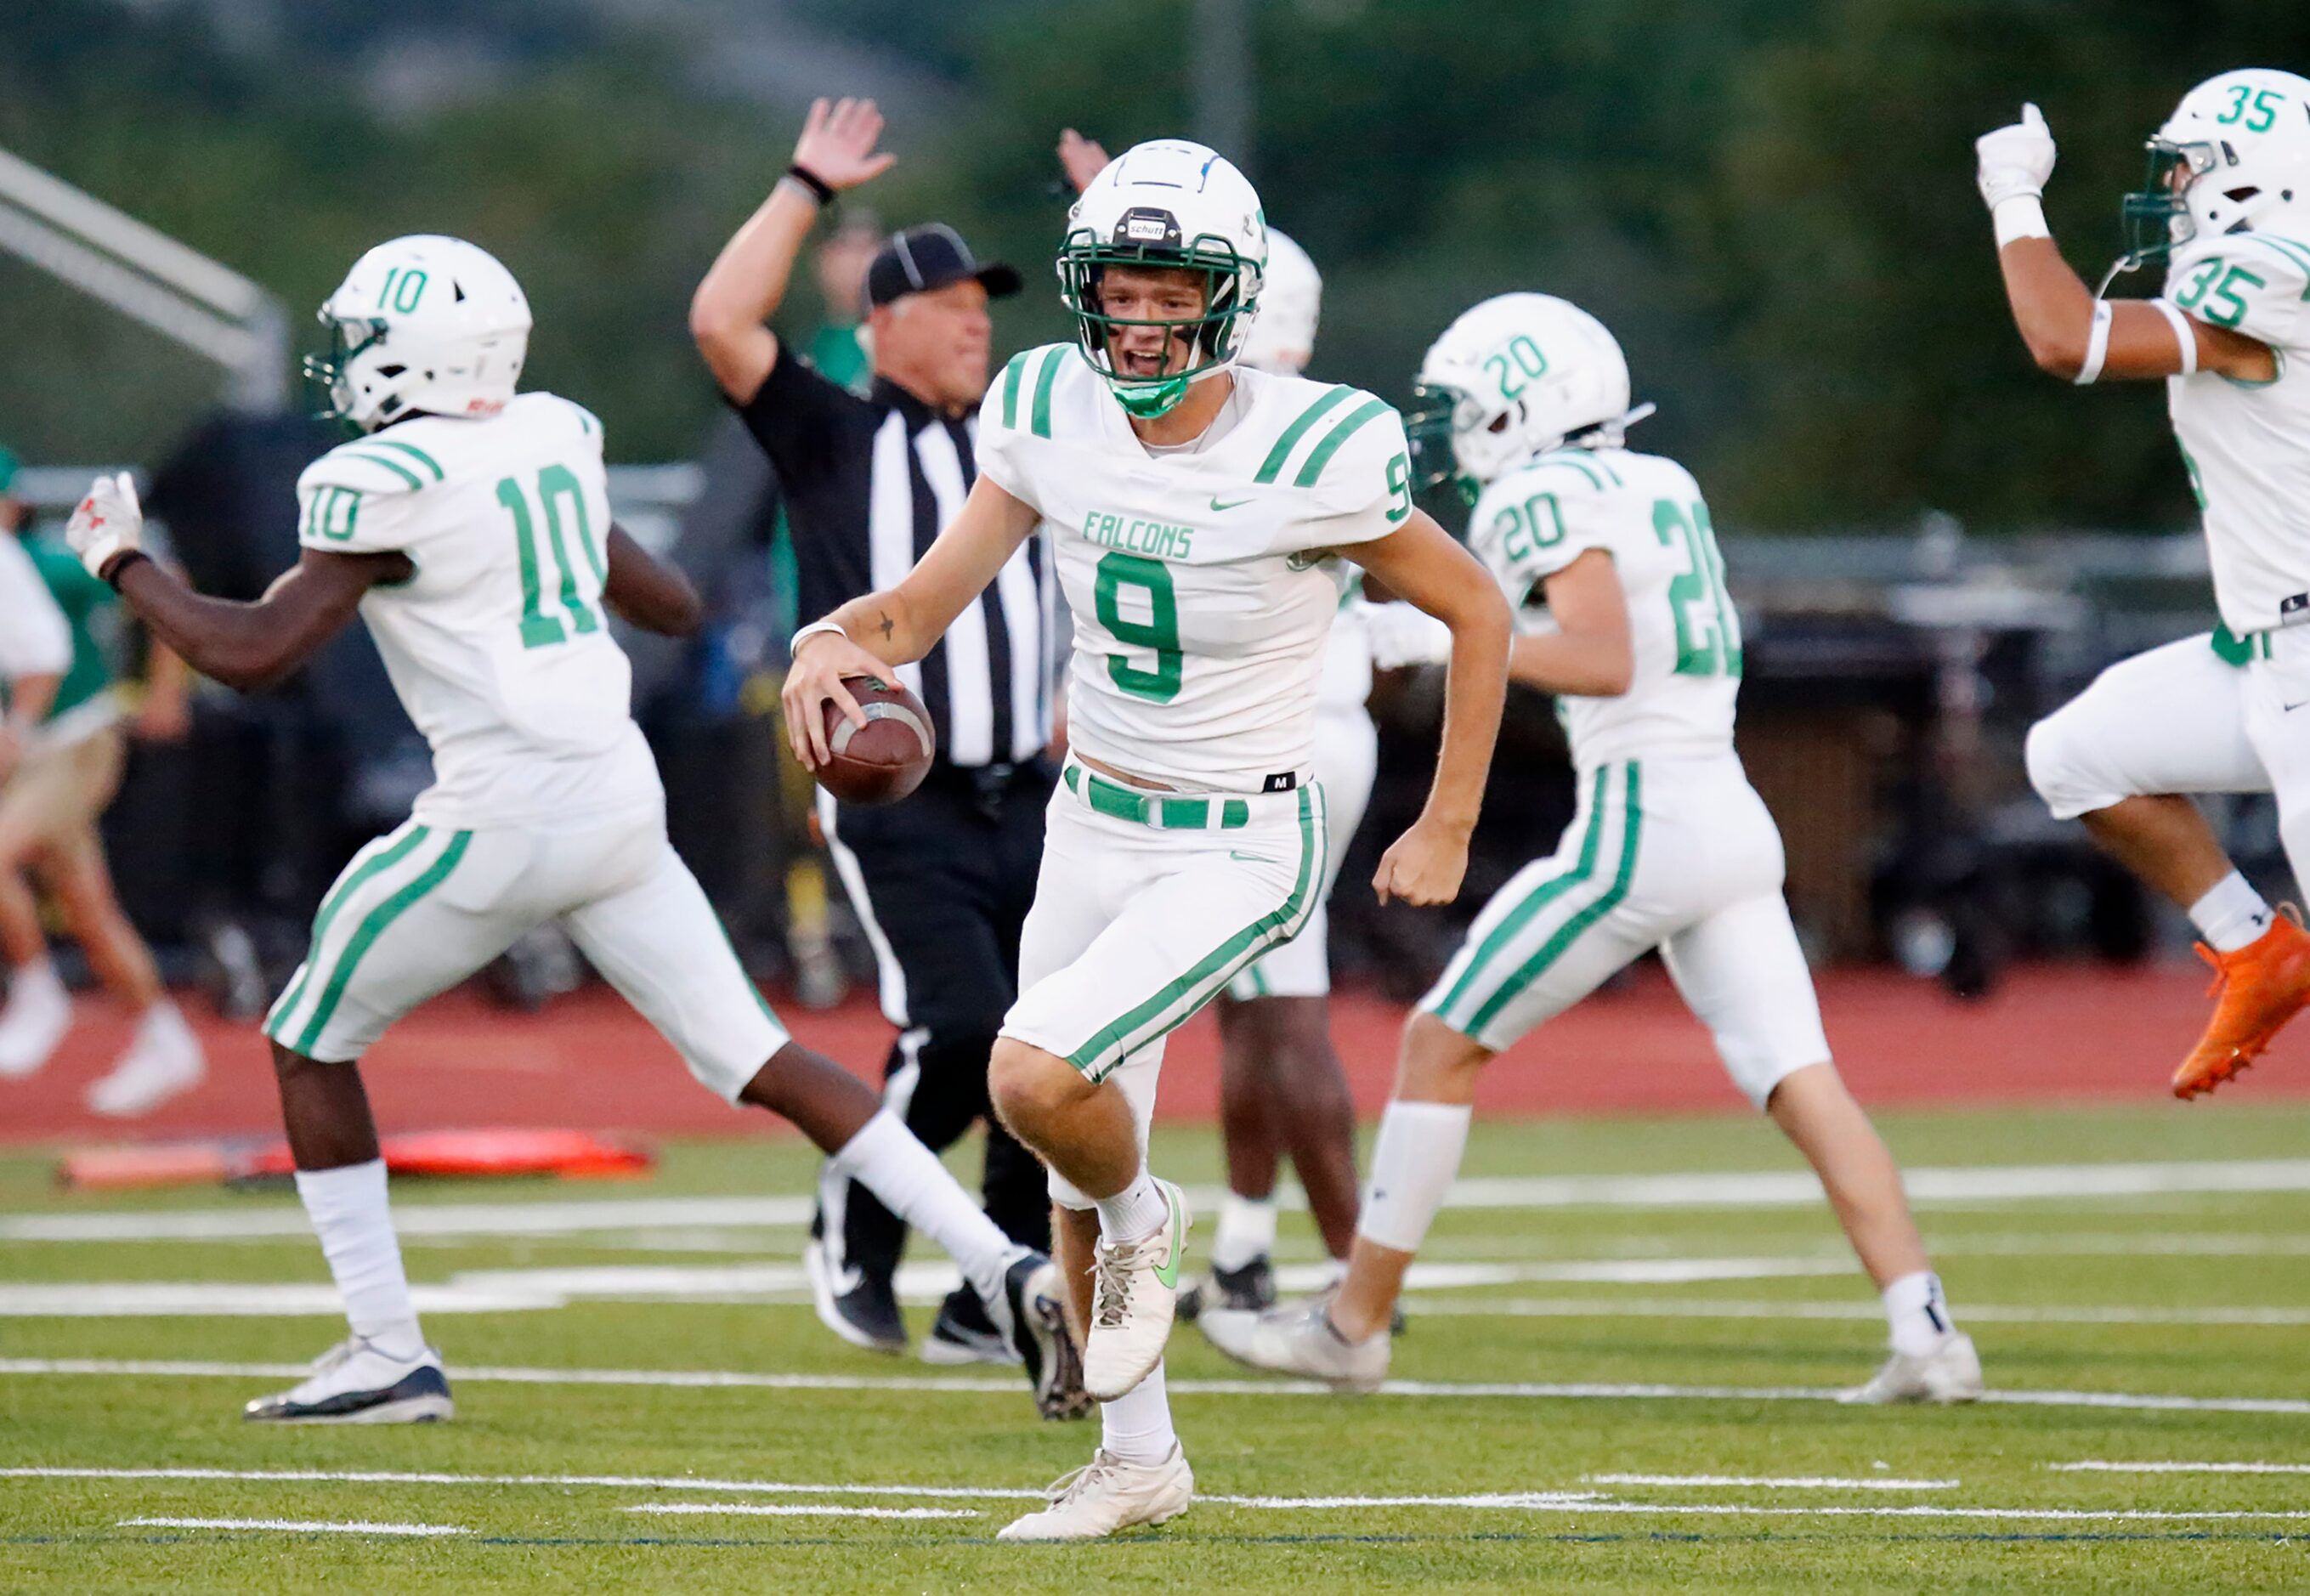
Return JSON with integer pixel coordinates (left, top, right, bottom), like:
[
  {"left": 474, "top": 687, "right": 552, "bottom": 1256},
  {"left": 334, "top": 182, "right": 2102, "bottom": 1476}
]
[
  {"left": 1979, "top": 72, "right": 2310, "bottom": 1098},
  {"left": 1057, "top": 131, "right": 1440, "bottom": 1318},
  {"left": 784, "top": 141, "right": 1512, "bottom": 1539},
  {"left": 1203, "top": 292, "right": 1981, "bottom": 1406},
  {"left": 66, "top": 235, "right": 1081, "bottom": 1426}
]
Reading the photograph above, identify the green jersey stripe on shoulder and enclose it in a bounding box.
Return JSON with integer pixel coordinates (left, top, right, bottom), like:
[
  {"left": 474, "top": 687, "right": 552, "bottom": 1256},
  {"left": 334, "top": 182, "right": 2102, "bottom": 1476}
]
[
  {"left": 2235, "top": 233, "right": 2310, "bottom": 291},
  {"left": 332, "top": 450, "right": 425, "bottom": 491},
  {"left": 998, "top": 352, "right": 1032, "bottom": 431},
  {"left": 573, "top": 405, "right": 601, "bottom": 436},
  {"left": 1254, "top": 385, "right": 1353, "bottom": 484},
  {"left": 1292, "top": 395, "right": 1390, "bottom": 489},
  {"left": 365, "top": 438, "right": 445, "bottom": 481},
  {"left": 1028, "top": 346, "right": 1065, "bottom": 439},
  {"left": 1530, "top": 452, "right": 1608, "bottom": 490}
]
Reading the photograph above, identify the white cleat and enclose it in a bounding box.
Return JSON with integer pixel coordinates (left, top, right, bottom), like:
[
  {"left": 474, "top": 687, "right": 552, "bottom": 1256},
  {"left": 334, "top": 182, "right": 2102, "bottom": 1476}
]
[
  {"left": 0, "top": 969, "right": 71, "bottom": 1080},
  {"left": 1840, "top": 1331, "right": 1984, "bottom": 1405},
  {"left": 1199, "top": 1295, "right": 1390, "bottom": 1393},
  {"left": 244, "top": 1335, "right": 453, "bottom": 1423},
  {"left": 994, "top": 1445, "right": 1194, "bottom": 1542},
  {"left": 84, "top": 1009, "right": 206, "bottom": 1118},
  {"left": 1081, "top": 1179, "right": 1187, "bottom": 1402}
]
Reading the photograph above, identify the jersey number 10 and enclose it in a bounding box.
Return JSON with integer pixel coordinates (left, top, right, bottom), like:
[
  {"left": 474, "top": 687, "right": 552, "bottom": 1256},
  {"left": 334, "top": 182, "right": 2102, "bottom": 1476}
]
[
  {"left": 1651, "top": 499, "right": 1741, "bottom": 678},
  {"left": 496, "top": 467, "right": 605, "bottom": 649}
]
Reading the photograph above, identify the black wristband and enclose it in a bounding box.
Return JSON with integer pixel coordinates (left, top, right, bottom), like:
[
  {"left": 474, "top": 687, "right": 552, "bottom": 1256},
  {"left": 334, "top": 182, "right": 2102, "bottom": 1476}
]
[
  {"left": 784, "top": 165, "right": 835, "bottom": 206},
  {"left": 102, "top": 549, "right": 151, "bottom": 591}
]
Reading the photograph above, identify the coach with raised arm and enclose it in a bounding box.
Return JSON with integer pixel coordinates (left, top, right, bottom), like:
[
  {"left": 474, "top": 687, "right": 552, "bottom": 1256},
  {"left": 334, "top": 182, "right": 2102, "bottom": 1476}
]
[{"left": 690, "top": 97, "right": 1058, "bottom": 1364}]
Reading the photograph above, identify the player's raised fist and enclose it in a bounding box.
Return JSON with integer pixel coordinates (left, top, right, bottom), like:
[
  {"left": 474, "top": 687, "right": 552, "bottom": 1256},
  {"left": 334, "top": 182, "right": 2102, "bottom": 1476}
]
[
  {"left": 65, "top": 470, "right": 143, "bottom": 580},
  {"left": 1976, "top": 102, "right": 2056, "bottom": 209},
  {"left": 1057, "top": 128, "right": 1113, "bottom": 195},
  {"left": 792, "top": 96, "right": 897, "bottom": 192}
]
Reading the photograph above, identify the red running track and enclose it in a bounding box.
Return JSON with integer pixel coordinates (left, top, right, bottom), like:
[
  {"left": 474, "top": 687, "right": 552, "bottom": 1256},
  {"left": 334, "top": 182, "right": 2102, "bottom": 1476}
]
[{"left": 3, "top": 960, "right": 2303, "bottom": 1148}]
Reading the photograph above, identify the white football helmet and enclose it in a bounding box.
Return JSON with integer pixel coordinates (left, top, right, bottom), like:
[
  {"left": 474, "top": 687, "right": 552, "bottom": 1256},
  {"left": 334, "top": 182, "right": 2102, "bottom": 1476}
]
[
  {"left": 304, "top": 235, "right": 532, "bottom": 433},
  {"left": 1238, "top": 228, "right": 1320, "bottom": 376},
  {"left": 2125, "top": 69, "right": 2310, "bottom": 269},
  {"left": 1408, "top": 292, "right": 1640, "bottom": 500},
  {"left": 1057, "top": 139, "right": 1267, "bottom": 417}
]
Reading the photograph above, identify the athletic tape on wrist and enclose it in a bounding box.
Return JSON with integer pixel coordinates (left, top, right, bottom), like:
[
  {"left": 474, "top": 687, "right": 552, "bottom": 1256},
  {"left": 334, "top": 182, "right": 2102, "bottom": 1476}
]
[
  {"left": 784, "top": 165, "right": 835, "bottom": 206},
  {"left": 790, "top": 619, "right": 848, "bottom": 658},
  {"left": 2073, "top": 300, "right": 2114, "bottom": 386},
  {"left": 1990, "top": 194, "right": 2051, "bottom": 249},
  {"left": 2152, "top": 297, "right": 2200, "bottom": 376}
]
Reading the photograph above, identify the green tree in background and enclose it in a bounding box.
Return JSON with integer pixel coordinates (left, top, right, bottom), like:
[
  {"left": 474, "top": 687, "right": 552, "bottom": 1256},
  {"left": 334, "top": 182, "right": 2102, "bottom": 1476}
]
[{"left": 3, "top": 0, "right": 2307, "bottom": 531}]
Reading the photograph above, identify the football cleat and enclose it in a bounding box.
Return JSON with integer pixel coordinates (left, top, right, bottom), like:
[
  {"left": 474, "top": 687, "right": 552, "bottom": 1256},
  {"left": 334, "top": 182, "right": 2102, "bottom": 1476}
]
[
  {"left": 1838, "top": 1332, "right": 1984, "bottom": 1406},
  {"left": 986, "top": 1251, "right": 1092, "bottom": 1422},
  {"left": 2175, "top": 908, "right": 2310, "bottom": 1099},
  {"left": 1199, "top": 1296, "right": 1390, "bottom": 1393},
  {"left": 801, "top": 1237, "right": 906, "bottom": 1355},
  {"left": 994, "top": 1445, "right": 1194, "bottom": 1542},
  {"left": 84, "top": 1007, "right": 206, "bottom": 1118},
  {"left": 920, "top": 1283, "right": 1018, "bottom": 1366},
  {"left": 1176, "top": 1254, "right": 1275, "bottom": 1322},
  {"left": 243, "top": 1335, "right": 452, "bottom": 1424},
  {"left": 1081, "top": 1180, "right": 1187, "bottom": 1402},
  {"left": 0, "top": 966, "right": 71, "bottom": 1080}
]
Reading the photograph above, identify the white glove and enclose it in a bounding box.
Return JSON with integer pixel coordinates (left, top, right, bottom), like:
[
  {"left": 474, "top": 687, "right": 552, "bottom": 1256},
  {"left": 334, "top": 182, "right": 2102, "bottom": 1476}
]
[
  {"left": 1363, "top": 600, "right": 1455, "bottom": 671},
  {"left": 1976, "top": 103, "right": 2056, "bottom": 210},
  {"left": 65, "top": 472, "right": 142, "bottom": 580}
]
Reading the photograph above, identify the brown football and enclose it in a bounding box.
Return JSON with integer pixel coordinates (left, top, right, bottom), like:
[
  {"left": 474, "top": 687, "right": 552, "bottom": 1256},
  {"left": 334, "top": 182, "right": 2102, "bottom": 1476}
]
[{"left": 816, "top": 675, "right": 935, "bottom": 805}]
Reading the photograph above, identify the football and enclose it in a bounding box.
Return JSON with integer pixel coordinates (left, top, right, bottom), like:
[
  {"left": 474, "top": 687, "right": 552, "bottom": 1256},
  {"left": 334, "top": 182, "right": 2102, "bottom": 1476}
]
[{"left": 816, "top": 673, "right": 935, "bottom": 805}]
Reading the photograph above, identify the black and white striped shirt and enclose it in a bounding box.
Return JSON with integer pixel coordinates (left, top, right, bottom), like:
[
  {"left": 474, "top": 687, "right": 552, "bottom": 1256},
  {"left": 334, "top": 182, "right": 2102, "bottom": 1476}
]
[{"left": 737, "top": 357, "right": 1056, "bottom": 768}]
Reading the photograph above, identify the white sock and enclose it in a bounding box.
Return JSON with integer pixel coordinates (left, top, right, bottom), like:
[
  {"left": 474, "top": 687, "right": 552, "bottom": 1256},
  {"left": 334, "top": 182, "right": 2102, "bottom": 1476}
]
[
  {"left": 5, "top": 957, "right": 64, "bottom": 1010},
  {"left": 1100, "top": 1358, "right": 1178, "bottom": 1466},
  {"left": 1094, "top": 1169, "right": 1169, "bottom": 1245},
  {"left": 1883, "top": 1270, "right": 1956, "bottom": 1356},
  {"left": 831, "top": 1110, "right": 1016, "bottom": 1305},
  {"left": 293, "top": 1159, "right": 423, "bottom": 1358},
  {"left": 1209, "top": 1193, "right": 1277, "bottom": 1272},
  {"left": 1356, "top": 1101, "right": 1472, "bottom": 1254},
  {"left": 2190, "top": 871, "right": 2273, "bottom": 954}
]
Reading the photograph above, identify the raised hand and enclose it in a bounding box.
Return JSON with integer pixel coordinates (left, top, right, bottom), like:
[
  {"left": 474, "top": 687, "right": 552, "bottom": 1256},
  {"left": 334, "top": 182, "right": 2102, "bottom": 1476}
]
[
  {"left": 793, "top": 97, "right": 897, "bottom": 192},
  {"left": 65, "top": 471, "right": 143, "bottom": 580},
  {"left": 1976, "top": 102, "right": 2057, "bottom": 210},
  {"left": 1058, "top": 128, "right": 1113, "bottom": 195}
]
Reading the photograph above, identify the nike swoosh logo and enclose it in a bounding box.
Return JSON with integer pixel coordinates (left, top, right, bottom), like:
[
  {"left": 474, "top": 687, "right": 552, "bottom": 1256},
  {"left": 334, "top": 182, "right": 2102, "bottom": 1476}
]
[
  {"left": 1209, "top": 495, "right": 1253, "bottom": 512},
  {"left": 2288, "top": 702, "right": 2310, "bottom": 712},
  {"left": 1228, "top": 850, "right": 1265, "bottom": 863},
  {"left": 1154, "top": 1184, "right": 1184, "bottom": 1290}
]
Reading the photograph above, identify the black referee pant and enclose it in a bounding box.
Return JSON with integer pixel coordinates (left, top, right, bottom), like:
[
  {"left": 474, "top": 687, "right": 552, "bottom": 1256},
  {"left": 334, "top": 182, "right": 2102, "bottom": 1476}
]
[{"left": 816, "top": 760, "right": 1056, "bottom": 1285}]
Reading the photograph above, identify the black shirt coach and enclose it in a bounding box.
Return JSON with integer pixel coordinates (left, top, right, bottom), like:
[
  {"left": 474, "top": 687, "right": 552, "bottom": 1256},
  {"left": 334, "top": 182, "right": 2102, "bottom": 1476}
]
[{"left": 728, "top": 225, "right": 1056, "bottom": 1344}]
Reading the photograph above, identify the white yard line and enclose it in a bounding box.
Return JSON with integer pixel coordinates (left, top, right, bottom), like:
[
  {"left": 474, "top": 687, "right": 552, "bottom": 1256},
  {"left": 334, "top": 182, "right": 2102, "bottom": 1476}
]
[
  {"left": 1407, "top": 1297, "right": 2310, "bottom": 1327},
  {"left": 1586, "top": 1474, "right": 1959, "bottom": 1491},
  {"left": 625, "top": 1503, "right": 977, "bottom": 1520},
  {"left": 2049, "top": 1461, "right": 2310, "bottom": 1475},
  {"left": 4, "top": 1466, "right": 1042, "bottom": 1500},
  {"left": 117, "top": 1516, "right": 466, "bottom": 1536},
  {"left": 6, "top": 1357, "right": 2307, "bottom": 1416},
  {"left": 13, "top": 1158, "right": 2310, "bottom": 1243}
]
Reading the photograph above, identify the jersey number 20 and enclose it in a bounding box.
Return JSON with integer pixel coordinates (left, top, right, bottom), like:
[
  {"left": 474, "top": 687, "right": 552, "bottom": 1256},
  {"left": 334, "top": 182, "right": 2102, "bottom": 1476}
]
[
  {"left": 1651, "top": 499, "right": 1741, "bottom": 678},
  {"left": 497, "top": 467, "right": 605, "bottom": 649}
]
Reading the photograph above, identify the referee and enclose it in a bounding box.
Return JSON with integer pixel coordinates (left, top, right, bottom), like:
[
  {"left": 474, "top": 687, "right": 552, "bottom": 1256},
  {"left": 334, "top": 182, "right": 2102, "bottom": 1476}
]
[{"left": 691, "top": 97, "right": 1057, "bottom": 1362}]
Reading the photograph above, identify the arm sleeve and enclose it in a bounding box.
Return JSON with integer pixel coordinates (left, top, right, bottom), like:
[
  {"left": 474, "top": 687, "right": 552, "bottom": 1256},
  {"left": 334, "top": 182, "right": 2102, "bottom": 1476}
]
[
  {"left": 295, "top": 445, "right": 428, "bottom": 556},
  {"left": 0, "top": 538, "right": 71, "bottom": 679},
  {"left": 1467, "top": 462, "right": 1619, "bottom": 597},
  {"left": 1292, "top": 399, "right": 1412, "bottom": 551},
  {"left": 2170, "top": 236, "right": 2310, "bottom": 352},
  {"left": 731, "top": 346, "right": 869, "bottom": 490}
]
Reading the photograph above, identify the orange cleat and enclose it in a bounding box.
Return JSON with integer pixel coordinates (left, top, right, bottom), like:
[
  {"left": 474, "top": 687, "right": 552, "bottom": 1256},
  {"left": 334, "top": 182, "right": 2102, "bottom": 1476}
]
[{"left": 2174, "top": 906, "right": 2310, "bottom": 1100}]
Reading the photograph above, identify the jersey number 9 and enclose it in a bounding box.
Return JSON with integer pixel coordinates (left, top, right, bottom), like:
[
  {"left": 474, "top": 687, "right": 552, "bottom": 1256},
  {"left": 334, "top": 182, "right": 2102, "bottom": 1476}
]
[{"left": 1095, "top": 552, "right": 1183, "bottom": 703}]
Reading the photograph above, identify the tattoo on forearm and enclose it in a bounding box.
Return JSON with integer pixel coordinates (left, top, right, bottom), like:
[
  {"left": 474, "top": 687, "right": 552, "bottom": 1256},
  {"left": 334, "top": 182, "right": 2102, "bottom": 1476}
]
[{"left": 877, "top": 610, "right": 894, "bottom": 642}]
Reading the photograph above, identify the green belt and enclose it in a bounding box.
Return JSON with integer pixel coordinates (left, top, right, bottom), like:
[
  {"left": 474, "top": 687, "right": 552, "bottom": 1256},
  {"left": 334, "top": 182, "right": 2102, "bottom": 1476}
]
[
  {"left": 1063, "top": 765, "right": 1253, "bottom": 830},
  {"left": 2212, "top": 622, "right": 2276, "bottom": 665}
]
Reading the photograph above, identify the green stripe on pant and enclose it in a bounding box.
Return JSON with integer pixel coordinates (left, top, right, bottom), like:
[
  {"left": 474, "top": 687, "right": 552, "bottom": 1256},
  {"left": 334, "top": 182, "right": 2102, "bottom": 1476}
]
[
  {"left": 1430, "top": 765, "right": 1614, "bottom": 1024},
  {"left": 263, "top": 823, "right": 434, "bottom": 1044},
  {"left": 1463, "top": 763, "right": 1644, "bottom": 1037},
  {"left": 1068, "top": 784, "right": 1326, "bottom": 1079},
  {"left": 289, "top": 829, "right": 475, "bottom": 1057}
]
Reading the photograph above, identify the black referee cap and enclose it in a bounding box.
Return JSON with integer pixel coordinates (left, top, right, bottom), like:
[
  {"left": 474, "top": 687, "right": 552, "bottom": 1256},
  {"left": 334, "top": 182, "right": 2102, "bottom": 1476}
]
[{"left": 865, "top": 224, "right": 1022, "bottom": 309}]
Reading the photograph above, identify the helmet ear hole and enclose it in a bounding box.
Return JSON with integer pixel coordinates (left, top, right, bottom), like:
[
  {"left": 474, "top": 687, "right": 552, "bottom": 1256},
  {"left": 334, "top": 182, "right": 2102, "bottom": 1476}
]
[
  {"left": 2224, "top": 185, "right": 2261, "bottom": 203},
  {"left": 377, "top": 364, "right": 406, "bottom": 379}
]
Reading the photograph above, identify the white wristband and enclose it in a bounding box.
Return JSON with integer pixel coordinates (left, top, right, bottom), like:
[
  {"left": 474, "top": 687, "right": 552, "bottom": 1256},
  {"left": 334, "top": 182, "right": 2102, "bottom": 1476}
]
[
  {"left": 2073, "top": 299, "right": 2114, "bottom": 386},
  {"left": 1991, "top": 195, "right": 2051, "bottom": 249},
  {"left": 790, "top": 619, "right": 848, "bottom": 659},
  {"left": 2152, "top": 297, "right": 2200, "bottom": 376}
]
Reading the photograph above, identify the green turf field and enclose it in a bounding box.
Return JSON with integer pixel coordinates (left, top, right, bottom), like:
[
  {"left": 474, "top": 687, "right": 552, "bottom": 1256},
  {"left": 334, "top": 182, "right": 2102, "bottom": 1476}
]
[{"left": 5, "top": 1101, "right": 2310, "bottom": 1593}]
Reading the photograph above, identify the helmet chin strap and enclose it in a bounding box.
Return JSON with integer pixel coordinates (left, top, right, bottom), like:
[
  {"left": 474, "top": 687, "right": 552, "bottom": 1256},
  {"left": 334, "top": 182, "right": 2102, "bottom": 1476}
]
[{"left": 1565, "top": 401, "right": 1656, "bottom": 450}]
